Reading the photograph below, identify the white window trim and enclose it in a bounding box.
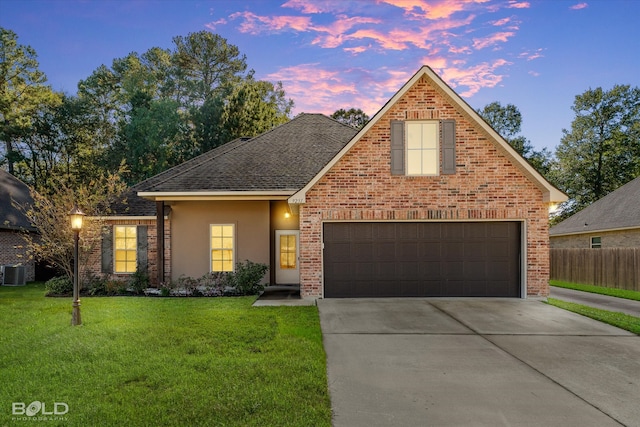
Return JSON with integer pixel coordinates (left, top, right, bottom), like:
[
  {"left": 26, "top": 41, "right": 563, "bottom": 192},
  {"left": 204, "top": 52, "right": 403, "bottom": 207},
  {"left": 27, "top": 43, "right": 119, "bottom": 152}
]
[
  {"left": 210, "top": 224, "right": 236, "bottom": 272},
  {"left": 406, "top": 120, "right": 439, "bottom": 176},
  {"left": 590, "top": 236, "right": 602, "bottom": 249},
  {"left": 113, "top": 225, "right": 137, "bottom": 274}
]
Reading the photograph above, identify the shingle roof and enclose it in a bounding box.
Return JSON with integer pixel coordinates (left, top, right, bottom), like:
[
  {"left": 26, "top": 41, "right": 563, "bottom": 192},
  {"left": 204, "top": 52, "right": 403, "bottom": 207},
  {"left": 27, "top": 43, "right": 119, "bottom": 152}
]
[
  {"left": 550, "top": 176, "right": 640, "bottom": 235},
  {"left": 136, "top": 114, "right": 357, "bottom": 193},
  {"left": 0, "top": 170, "right": 36, "bottom": 231}
]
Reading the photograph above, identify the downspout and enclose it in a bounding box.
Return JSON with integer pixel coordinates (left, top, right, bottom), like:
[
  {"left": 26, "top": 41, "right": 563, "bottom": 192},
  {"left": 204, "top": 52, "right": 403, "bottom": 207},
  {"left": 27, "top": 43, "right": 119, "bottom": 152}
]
[{"left": 156, "top": 201, "right": 165, "bottom": 285}]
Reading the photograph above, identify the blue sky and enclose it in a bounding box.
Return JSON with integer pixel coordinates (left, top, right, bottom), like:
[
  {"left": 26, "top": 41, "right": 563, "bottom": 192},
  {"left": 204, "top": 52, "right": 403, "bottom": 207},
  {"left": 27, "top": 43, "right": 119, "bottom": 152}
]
[{"left": 2, "top": 0, "right": 639, "bottom": 152}]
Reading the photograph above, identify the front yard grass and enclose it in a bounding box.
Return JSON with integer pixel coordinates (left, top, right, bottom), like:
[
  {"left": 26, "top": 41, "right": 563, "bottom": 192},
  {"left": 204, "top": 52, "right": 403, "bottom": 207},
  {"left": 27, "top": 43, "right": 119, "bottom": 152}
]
[
  {"left": 0, "top": 283, "right": 331, "bottom": 426},
  {"left": 550, "top": 280, "right": 640, "bottom": 301},
  {"left": 547, "top": 298, "right": 640, "bottom": 335}
]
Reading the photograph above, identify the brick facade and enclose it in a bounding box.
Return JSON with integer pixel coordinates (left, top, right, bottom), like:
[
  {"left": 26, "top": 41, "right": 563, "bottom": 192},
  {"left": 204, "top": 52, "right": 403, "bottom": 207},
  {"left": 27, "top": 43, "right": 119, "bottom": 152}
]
[
  {"left": 550, "top": 229, "right": 640, "bottom": 249},
  {"left": 0, "top": 230, "right": 36, "bottom": 282},
  {"left": 299, "top": 76, "right": 550, "bottom": 298},
  {"left": 85, "top": 218, "right": 171, "bottom": 286}
]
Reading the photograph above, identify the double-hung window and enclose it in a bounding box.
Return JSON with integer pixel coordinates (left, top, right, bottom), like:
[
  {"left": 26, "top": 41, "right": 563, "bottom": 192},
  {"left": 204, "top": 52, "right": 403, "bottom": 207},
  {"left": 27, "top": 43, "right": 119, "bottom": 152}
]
[
  {"left": 406, "top": 121, "right": 439, "bottom": 175},
  {"left": 114, "top": 226, "right": 137, "bottom": 273},
  {"left": 391, "top": 119, "right": 456, "bottom": 176},
  {"left": 211, "top": 224, "right": 234, "bottom": 272}
]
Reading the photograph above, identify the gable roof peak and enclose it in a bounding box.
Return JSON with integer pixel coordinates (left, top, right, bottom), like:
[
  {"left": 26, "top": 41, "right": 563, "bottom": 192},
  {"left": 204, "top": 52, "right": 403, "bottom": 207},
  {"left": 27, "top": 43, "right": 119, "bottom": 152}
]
[{"left": 290, "top": 65, "right": 567, "bottom": 205}]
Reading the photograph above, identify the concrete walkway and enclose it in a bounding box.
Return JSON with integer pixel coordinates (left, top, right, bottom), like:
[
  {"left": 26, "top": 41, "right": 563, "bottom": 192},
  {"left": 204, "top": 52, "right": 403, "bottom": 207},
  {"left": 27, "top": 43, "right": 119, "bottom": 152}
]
[
  {"left": 318, "top": 298, "right": 640, "bottom": 427},
  {"left": 550, "top": 286, "right": 640, "bottom": 317}
]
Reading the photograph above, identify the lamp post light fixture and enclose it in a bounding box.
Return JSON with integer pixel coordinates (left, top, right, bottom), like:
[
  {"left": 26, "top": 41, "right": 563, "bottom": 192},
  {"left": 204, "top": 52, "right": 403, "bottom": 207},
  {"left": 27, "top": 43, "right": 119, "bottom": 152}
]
[{"left": 69, "top": 206, "right": 85, "bottom": 326}]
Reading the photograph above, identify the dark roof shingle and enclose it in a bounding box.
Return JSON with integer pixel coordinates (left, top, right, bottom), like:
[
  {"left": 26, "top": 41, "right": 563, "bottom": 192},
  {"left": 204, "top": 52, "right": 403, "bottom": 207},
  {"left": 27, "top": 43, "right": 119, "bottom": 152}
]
[
  {"left": 0, "top": 170, "right": 36, "bottom": 231},
  {"left": 550, "top": 176, "right": 640, "bottom": 235},
  {"left": 136, "top": 114, "right": 357, "bottom": 193}
]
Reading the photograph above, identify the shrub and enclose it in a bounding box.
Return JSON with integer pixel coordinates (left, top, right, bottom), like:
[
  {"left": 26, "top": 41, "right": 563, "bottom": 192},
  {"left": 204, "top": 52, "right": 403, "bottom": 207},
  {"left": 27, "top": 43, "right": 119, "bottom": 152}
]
[
  {"left": 45, "top": 276, "right": 73, "bottom": 296},
  {"left": 128, "top": 269, "right": 149, "bottom": 295},
  {"left": 229, "top": 260, "right": 269, "bottom": 295}
]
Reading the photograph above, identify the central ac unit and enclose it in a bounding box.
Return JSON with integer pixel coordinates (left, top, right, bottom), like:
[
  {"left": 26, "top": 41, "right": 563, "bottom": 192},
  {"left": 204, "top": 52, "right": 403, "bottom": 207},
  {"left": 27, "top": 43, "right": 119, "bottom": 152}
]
[{"left": 2, "top": 265, "right": 26, "bottom": 286}]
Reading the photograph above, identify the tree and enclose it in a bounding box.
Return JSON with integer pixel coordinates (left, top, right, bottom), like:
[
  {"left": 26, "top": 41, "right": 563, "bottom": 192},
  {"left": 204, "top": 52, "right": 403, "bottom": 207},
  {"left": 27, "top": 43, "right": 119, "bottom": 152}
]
[
  {"left": 0, "top": 27, "right": 60, "bottom": 174},
  {"left": 172, "top": 31, "right": 247, "bottom": 106},
  {"left": 477, "top": 102, "right": 552, "bottom": 176},
  {"left": 552, "top": 85, "right": 640, "bottom": 217},
  {"left": 219, "top": 75, "right": 293, "bottom": 142},
  {"left": 17, "top": 166, "right": 128, "bottom": 283},
  {"left": 331, "top": 108, "right": 370, "bottom": 130}
]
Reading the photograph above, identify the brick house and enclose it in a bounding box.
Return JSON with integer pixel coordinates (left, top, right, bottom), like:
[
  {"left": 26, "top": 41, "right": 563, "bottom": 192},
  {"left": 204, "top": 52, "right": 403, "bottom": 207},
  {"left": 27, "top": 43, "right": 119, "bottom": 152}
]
[
  {"left": 550, "top": 175, "right": 640, "bottom": 249},
  {"left": 0, "top": 170, "right": 37, "bottom": 282},
  {"left": 97, "top": 66, "right": 566, "bottom": 298}
]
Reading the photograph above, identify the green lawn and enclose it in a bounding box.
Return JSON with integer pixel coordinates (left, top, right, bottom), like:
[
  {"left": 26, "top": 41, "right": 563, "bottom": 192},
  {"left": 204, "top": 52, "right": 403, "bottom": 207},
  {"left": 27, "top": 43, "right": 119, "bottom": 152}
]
[
  {"left": 547, "top": 298, "right": 640, "bottom": 335},
  {"left": 550, "top": 280, "right": 640, "bottom": 301},
  {"left": 0, "top": 283, "right": 331, "bottom": 426}
]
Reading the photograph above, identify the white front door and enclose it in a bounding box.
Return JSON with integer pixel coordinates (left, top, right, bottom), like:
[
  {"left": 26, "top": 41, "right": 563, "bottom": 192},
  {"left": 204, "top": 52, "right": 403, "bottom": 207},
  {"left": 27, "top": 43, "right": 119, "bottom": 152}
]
[{"left": 275, "top": 230, "right": 300, "bottom": 284}]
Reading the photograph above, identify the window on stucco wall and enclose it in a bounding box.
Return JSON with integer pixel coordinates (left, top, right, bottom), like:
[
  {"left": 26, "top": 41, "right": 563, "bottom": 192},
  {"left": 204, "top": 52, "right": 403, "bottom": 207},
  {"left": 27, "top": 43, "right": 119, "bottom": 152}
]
[{"left": 211, "top": 224, "right": 234, "bottom": 272}]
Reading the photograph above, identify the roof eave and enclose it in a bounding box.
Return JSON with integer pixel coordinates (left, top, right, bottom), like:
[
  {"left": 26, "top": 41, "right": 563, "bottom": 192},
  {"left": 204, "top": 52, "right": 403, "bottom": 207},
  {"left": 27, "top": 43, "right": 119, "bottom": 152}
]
[{"left": 138, "top": 190, "right": 296, "bottom": 201}]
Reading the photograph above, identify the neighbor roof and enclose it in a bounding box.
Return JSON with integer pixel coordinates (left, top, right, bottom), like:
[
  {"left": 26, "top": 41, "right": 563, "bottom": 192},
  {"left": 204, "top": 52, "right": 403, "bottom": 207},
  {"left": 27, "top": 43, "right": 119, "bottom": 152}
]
[
  {"left": 550, "top": 176, "right": 640, "bottom": 236},
  {"left": 137, "top": 114, "right": 356, "bottom": 200},
  {"left": 0, "top": 170, "right": 36, "bottom": 231},
  {"left": 291, "top": 66, "right": 567, "bottom": 204}
]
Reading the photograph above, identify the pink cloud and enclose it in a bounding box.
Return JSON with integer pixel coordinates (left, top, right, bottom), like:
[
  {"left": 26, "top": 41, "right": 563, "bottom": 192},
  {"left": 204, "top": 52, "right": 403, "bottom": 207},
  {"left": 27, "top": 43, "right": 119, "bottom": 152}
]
[
  {"left": 425, "top": 57, "right": 511, "bottom": 97},
  {"left": 472, "top": 32, "right": 515, "bottom": 50},
  {"left": 507, "top": 1, "right": 530, "bottom": 9},
  {"left": 263, "top": 65, "right": 413, "bottom": 116},
  {"left": 229, "top": 11, "right": 312, "bottom": 34},
  {"left": 380, "top": 0, "right": 490, "bottom": 20},
  {"left": 491, "top": 17, "right": 512, "bottom": 26},
  {"left": 570, "top": 3, "right": 588, "bottom": 10},
  {"left": 204, "top": 18, "right": 227, "bottom": 31},
  {"left": 282, "top": 0, "right": 343, "bottom": 14},
  {"left": 311, "top": 15, "right": 382, "bottom": 48},
  {"left": 519, "top": 48, "right": 544, "bottom": 61}
]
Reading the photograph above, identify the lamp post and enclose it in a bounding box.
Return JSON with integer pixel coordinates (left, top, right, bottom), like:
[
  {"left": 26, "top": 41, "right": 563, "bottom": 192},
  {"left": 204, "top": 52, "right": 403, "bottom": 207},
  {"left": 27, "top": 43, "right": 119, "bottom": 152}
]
[{"left": 69, "top": 206, "right": 85, "bottom": 326}]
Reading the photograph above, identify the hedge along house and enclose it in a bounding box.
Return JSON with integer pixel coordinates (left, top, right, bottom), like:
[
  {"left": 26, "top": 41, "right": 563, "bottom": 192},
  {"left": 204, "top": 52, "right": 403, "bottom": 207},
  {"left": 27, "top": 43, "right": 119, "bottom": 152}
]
[{"left": 98, "top": 66, "right": 566, "bottom": 298}]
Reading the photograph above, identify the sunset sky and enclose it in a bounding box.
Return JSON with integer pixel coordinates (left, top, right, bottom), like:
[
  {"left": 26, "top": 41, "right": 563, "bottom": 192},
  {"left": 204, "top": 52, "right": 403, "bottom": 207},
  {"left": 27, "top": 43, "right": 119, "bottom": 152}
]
[{"left": 2, "top": 0, "right": 639, "bottom": 151}]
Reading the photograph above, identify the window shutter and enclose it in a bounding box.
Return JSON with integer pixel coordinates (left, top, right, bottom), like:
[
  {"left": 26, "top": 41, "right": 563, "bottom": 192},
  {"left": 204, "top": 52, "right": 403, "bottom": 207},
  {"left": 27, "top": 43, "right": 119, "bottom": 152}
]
[
  {"left": 137, "top": 225, "right": 148, "bottom": 272},
  {"left": 390, "top": 120, "right": 405, "bottom": 175},
  {"left": 101, "top": 226, "right": 113, "bottom": 274},
  {"left": 441, "top": 120, "right": 456, "bottom": 174}
]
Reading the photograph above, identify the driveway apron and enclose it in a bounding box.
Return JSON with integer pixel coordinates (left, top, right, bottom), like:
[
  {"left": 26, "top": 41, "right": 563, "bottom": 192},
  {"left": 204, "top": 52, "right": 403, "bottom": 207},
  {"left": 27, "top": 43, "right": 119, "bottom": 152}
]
[{"left": 318, "top": 298, "right": 640, "bottom": 427}]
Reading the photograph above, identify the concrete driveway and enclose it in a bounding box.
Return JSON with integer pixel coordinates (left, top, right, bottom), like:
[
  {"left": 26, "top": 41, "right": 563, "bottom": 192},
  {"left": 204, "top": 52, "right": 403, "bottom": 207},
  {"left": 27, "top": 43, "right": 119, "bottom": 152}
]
[{"left": 318, "top": 298, "right": 640, "bottom": 427}]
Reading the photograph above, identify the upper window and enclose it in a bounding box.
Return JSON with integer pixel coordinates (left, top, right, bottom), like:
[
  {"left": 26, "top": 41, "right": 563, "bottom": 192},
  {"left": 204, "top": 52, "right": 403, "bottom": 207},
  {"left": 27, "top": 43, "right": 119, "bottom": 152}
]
[
  {"left": 211, "top": 224, "right": 234, "bottom": 272},
  {"left": 390, "top": 119, "right": 455, "bottom": 176},
  {"left": 114, "top": 226, "right": 137, "bottom": 273},
  {"left": 590, "top": 236, "right": 602, "bottom": 249},
  {"left": 406, "top": 121, "right": 439, "bottom": 175}
]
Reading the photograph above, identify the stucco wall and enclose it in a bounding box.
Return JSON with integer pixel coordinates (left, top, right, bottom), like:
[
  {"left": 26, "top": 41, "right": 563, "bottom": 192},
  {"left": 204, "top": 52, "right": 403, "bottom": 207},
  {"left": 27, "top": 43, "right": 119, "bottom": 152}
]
[
  {"left": 550, "top": 229, "right": 640, "bottom": 249},
  {"left": 299, "top": 75, "right": 550, "bottom": 298},
  {"left": 170, "top": 200, "right": 270, "bottom": 280}
]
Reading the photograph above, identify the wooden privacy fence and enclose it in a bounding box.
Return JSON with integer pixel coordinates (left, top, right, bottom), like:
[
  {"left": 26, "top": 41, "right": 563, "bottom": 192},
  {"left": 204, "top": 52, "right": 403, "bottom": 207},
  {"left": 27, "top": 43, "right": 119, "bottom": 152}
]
[{"left": 550, "top": 248, "right": 640, "bottom": 292}]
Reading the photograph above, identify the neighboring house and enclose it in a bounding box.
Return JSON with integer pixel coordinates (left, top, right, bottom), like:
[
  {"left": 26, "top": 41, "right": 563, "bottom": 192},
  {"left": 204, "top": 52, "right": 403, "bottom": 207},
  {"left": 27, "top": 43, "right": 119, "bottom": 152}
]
[
  {"left": 94, "top": 66, "right": 566, "bottom": 298},
  {"left": 0, "top": 169, "right": 37, "bottom": 282},
  {"left": 550, "top": 176, "right": 640, "bottom": 248}
]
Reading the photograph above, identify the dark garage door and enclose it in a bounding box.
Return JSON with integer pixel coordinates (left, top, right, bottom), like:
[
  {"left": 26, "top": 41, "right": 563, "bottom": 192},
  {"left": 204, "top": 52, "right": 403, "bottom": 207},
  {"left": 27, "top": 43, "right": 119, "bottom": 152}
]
[{"left": 323, "top": 222, "right": 521, "bottom": 298}]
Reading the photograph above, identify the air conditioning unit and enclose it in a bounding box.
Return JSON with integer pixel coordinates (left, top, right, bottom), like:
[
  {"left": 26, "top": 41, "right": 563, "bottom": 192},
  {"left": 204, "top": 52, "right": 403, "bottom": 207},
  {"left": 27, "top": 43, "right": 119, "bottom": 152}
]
[{"left": 2, "top": 265, "right": 26, "bottom": 286}]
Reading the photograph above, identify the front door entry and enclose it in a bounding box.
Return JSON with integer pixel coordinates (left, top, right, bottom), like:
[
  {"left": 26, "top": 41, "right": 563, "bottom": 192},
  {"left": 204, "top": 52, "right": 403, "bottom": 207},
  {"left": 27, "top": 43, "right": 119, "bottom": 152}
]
[{"left": 275, "top": 230, "right": 300, "bottom": 284}]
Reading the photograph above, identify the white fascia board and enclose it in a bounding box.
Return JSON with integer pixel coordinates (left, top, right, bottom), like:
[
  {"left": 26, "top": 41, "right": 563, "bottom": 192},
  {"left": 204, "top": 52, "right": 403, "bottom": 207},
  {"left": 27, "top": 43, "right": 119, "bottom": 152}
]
[
  {"left": 290, "top": 65, "right": 568, "bottom": 205},
  {"left": 137, "top": 190, "right": 295, "bottom": 201},
  {"left": 89, "top": 216, "right": 168, "bottom": 220}
]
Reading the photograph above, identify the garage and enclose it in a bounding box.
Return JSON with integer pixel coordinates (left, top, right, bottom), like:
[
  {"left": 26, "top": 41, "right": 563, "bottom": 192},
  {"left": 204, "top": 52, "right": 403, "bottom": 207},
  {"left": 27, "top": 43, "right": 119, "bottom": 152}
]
[{"left": 323, "top": 222, "right": 521, "bottom": 298}]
